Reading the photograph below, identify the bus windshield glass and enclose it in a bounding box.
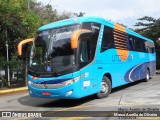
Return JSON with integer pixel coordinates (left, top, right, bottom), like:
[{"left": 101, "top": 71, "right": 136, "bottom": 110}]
[{"left": 29, "top": 24, "right": 80, "bottom": 73}]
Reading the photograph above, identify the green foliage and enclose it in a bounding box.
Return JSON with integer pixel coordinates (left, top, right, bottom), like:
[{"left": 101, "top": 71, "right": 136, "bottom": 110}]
[
  {"left": 74, "top": 12, "right": 85, "bottom": 17},
  {"left": 135, "top": 16, "right": 160, "bottom": 68},
  {"left": 135, "top": 16, "right": 160, "bottom": 40},
  {"left": 0, "top": 56, "right": 6, "bottom": 68},
  {"left": 7, "top": 54, "right": 23, "bottom": 68},
  {"left": 0, "top": 0, "right": 41, "bottom": 59}
]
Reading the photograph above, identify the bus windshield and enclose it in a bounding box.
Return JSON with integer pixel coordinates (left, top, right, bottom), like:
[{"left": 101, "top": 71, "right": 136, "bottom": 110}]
[{"left": 29, "top": 24, "right": 80, "bottom": 73}]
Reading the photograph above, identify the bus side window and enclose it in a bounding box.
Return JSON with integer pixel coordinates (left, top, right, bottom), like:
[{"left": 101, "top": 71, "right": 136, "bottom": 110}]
[
  {"left": 101, "top": 26, "right": 114, "bottom": 52},
  {"left": 128, "top": 36, "right": 134, "bottom": 51},
  {"left": 151, "top": 47, "right": 155, "bottom": 53},
  {"left": 150, "top": 42, "right": 155, "bottom": 53},
  {"left": 141, "top": 40, "right": 146, "bottom": 52},
  {"left": 148, "top": 47, "right": 155, "bottom": 54},
  {"left": 147, "top": 47, "right": 151, "bottom": 53},
  {"left": 132, "top": 38, "right": 136, "bottom": 51},
  {"left": 134, "top": 38, "right": 141, "bottom": 52}
]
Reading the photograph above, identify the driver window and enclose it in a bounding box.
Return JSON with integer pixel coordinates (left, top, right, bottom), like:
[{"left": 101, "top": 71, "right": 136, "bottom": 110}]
[{"left": 80, "top": 40, "right": 90, "bottom": 62}]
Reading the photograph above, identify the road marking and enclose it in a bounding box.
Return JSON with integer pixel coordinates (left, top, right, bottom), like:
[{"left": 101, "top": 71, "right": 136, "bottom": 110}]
[
  {"left": 57, "top": 104, "right": 95, "bottom": 112},
  {"left": 90, "top": 100, "right": 146, "bottom": 106},
  {"left": 119, "top": 101, "right": 146, "bottom": 106}
]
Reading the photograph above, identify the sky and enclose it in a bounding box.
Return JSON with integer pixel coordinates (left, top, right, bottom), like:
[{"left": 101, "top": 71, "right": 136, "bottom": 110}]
[{"left": 38, "top": 0, "right": 160, "bottom": 28}]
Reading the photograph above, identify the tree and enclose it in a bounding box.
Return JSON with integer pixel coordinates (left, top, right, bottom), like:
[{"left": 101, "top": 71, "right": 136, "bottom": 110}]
[
  {"left": 0, "top": 0, "right": 41, "bottom": 58},
  {"left": 135, "top": 16, "right": 160, "bottom": 68},
  {"left": 74, "top": 12, "right": 85, "bottom": 17},
  {"left": 0, "top": 0, "right": 42, "bottom": 87}
]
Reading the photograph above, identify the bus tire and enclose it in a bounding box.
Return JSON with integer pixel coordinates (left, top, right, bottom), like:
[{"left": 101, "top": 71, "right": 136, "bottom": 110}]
[
  {"left": 144, "top": 69, "right": 150, "bottom": 82},
  {"left": 96, "top": 76, "right": 111, "bottom": 99}
]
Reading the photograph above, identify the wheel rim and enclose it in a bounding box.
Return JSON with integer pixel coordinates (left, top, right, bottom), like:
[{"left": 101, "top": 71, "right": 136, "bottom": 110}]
[
  {"left": 146, "top": 71, "right": 149, "bottom": 80},
  {"left": 101, "top": 81, "right": 108, "bottom": 94}
]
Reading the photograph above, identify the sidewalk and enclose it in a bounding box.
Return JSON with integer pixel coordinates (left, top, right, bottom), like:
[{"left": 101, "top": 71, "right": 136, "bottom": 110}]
[{"left": 0, "top": 86, "right": 28, "bottom": 95}]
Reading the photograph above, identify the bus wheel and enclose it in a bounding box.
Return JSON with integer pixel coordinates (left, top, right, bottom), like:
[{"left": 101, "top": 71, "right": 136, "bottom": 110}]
[
  {"left": 97, "top": 76, "right": 111, "bottom": 99},
  {"left": 144, "top": 69, "right": 150, "bottom": 82}
]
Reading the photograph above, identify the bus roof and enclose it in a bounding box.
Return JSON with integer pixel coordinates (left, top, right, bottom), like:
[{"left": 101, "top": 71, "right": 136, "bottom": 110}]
[{"left": 38, "top": 16, "right": 153, "bottom": 42}]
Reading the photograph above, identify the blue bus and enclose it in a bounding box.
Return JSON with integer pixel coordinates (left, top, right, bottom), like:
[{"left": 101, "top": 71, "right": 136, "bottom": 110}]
[{"left": 18, "top": 17, "right": 156, "bottom": 99}]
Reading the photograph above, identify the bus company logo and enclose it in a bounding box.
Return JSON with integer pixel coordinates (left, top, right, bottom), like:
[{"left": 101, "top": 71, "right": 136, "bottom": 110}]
[
  {"left": 43, "top": 84, "right": 47, "bottom": 89},
  {"left": 112, "top": 54, "right": 134, "bottom": 62},
  {"left": 51, "top": 30, "right": 72, "bottom": 42},
  {"left": 116, "top": 50, "right": 129, "bottom": 61},
  {"left": 91, "top": 23, "right": 99, "bottom": 32}
]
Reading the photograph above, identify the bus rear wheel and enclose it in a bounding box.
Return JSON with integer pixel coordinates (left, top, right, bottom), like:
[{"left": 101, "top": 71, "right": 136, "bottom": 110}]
[
  {"left": 96, "top": 76, "right": 111, "bottom": 99},
  {"left": 144, "top": 69, "right": 150, "bottom": 82}
]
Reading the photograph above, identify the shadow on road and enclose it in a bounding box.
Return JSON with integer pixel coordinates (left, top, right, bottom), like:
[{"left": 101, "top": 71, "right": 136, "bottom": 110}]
[
  {"left": 18, "top": 80, "right": 144, "bottom": 108},
  {"left": 18, "top": 94, "right": 96, "bottom": 108},
  {"left": 111, "top": 80, "right": 143, "bottom": 93},
  {"left": 39, "top": 95, "right": 96, "bottom": 108}
]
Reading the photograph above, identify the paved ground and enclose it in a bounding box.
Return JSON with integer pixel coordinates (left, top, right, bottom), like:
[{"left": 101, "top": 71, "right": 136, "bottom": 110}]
[{"left": 0, "top": 74, "right": 160, "bottom": 120}]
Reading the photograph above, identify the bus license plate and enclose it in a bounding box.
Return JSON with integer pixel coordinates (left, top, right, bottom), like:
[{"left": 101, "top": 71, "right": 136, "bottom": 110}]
[{"left": 42, "top": 92, "right": 51, "bottom": 96}]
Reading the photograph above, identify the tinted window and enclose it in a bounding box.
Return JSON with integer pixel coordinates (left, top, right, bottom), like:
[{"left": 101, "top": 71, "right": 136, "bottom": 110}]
[
  {"left": 134, "top": 38, "right": 141, "bottom": 52},
  {"left": 79, "top": 22, "right": 100, "bottom": 63},
  {"left": 101, "top": 26, "right": 114, "bottom": 52},
  {"left": 151, "top": 47, "right": 155, "bottom": 53},
  {"left": 127, "top": 35, "right": 134, "bottom": 51},
  {"left": 80, "top": 39, "right": 90, "bottom": 62},
  {"left": 141, "top": 40, "right": 147, "bottom": 52},
  {"left": 127, "top": 34, "right": 155, "bottom": 54}
]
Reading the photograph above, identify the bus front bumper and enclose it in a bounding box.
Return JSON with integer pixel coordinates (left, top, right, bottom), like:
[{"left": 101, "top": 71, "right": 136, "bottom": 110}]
[{"left": 28, "top": 81, "right": 81, "bottom": 99}]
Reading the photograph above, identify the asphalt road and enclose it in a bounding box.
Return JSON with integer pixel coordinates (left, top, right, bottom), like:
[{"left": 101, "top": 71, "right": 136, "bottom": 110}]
[{"left": 0, "top": 74, "right": 160, "bottom": 120}]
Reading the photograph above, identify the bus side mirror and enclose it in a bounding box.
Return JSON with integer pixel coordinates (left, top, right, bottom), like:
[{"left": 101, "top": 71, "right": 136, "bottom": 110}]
[
  {"left": 17, "top": 38, "right": 33, "bottom": 59},
  {"left": 71, "top": 29, "right": 91, "bottom": 49}
]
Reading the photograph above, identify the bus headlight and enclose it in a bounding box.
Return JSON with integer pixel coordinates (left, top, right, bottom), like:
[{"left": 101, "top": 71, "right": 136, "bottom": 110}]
[{"left": 62, "top": 74, "right": 84, "bottom": 86}]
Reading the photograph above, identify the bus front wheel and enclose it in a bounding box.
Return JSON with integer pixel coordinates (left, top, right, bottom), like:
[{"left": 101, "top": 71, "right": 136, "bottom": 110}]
[{"left": 96, "top": 76, "right": 111, "bottom": 99}]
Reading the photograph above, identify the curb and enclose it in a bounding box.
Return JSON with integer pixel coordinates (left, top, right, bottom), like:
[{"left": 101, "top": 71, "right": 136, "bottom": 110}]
[{"left": 0, "top": 87, "right": 28, "bottom": 95}]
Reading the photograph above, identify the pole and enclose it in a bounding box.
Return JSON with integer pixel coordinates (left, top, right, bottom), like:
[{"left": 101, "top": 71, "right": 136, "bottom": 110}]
[
  {"left": 24, "top": 0, "right": 30, "bottom": 86},
  {"left": 6, "top": 30, "right": 10, "bottom": 87}
]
